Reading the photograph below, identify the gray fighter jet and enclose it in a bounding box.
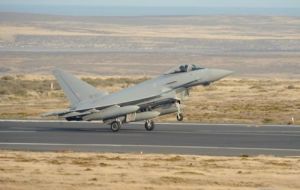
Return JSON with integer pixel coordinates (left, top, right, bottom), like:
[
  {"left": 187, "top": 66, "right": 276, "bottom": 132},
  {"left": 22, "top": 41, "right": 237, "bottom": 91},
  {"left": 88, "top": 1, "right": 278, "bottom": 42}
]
[{"left": 44, "top": 64, "right": 232, "bottom": 132}]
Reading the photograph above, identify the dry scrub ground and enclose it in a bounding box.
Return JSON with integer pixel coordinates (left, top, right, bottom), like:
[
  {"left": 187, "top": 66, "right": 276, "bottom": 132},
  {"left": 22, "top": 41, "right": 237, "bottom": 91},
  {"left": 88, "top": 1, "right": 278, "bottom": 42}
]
[
  {"left": 0, "top": 75, "right": 300, "bottom": 125},
  {"left": 0, "top": 150, "right": 299, "bottom": 190},
  {"left": 182, "top": 77, "right": 300, "bottom": 125}
]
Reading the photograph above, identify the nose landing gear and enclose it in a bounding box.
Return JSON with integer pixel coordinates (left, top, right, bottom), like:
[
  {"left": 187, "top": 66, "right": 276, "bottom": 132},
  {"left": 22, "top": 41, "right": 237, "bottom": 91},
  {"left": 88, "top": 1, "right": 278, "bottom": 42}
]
[
  {"left": 175, "top": 101, "right": 184, "bottom": 121},
  {"left": 176, "top": 113, "right": 184, "bottom": 121}
]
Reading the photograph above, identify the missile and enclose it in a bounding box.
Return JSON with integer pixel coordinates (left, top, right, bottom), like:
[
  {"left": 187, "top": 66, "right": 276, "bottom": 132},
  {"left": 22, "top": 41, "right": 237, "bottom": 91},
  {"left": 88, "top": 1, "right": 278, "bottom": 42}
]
[{"left": 83, "top": 105, "right": 139, "bottom": 121}]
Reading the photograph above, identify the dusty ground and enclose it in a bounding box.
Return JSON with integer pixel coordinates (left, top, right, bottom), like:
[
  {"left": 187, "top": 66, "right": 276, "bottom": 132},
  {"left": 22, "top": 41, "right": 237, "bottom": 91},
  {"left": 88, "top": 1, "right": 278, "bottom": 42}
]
[
  {"left": 0, "top": 13, "right": 300, "bottom": 77},
  {"left": 0, "top": 150, "right": 299, "bottom": 190},
  {"left": 183, "top": 77, "right": 300, "bottom": 125},
  {"left": 0, "top": 75, "right": 299, "bottom": 125}
]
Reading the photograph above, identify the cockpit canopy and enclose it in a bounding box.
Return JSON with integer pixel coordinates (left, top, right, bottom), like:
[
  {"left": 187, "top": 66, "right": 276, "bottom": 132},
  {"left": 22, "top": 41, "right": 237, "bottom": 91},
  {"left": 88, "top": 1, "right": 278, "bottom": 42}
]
[{"left": 165, "top": 64, "right": 204, "bottom": 74}]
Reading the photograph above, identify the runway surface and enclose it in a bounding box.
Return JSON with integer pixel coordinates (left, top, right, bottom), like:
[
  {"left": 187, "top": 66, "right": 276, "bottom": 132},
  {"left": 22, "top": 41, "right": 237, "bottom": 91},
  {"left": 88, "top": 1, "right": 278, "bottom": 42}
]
[{"left": 0, "top": 120, "right": 300, "bottom": 156}]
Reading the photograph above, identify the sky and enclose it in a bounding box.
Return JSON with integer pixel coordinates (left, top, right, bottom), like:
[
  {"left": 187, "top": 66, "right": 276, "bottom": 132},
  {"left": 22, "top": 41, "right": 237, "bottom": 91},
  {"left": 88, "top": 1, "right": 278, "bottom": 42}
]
[
  {"left": 1, "top": 0, "right": 300, "bottom": 7},
  {"left": 0, "top": 0, "right": 299, "bottom": 16}
]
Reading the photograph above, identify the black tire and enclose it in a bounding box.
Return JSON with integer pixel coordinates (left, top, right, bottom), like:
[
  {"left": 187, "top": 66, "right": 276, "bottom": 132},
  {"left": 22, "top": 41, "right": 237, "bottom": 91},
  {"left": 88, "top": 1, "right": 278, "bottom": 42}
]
[
  {"left": 145, "top": 120, "right": 155, "bottom": 131},
  {"left": 111, "top": 121, "right": 121, "bottom": 132},
  {"left": 176, "top": 113, "right": 184, "bottom": 121}
]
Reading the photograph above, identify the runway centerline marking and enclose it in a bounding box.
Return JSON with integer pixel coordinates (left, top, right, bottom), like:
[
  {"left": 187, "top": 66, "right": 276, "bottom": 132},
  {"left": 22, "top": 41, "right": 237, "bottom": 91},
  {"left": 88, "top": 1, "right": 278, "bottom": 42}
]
[{"left": 0, "top": 142, "right": 300, "bottom": 152}]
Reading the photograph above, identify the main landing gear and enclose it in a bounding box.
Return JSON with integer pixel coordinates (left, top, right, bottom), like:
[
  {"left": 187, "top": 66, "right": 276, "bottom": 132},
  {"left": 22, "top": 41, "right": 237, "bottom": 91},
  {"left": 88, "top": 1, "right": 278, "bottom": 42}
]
[
  {"left": 145, "top": 120, "right": 155, "bottom": 131},
  {"left": 110, "top": 120, "right": 155, "bottom": 132},
  {"left": 111, "top": 120, "right": 122, "bottom": 132}
]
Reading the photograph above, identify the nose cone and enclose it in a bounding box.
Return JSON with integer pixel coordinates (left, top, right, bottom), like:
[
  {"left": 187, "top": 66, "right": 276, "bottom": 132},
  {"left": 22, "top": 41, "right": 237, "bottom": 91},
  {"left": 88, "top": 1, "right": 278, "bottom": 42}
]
[{"left": 209, "top": 69, "right": 233, "bottom": 82}]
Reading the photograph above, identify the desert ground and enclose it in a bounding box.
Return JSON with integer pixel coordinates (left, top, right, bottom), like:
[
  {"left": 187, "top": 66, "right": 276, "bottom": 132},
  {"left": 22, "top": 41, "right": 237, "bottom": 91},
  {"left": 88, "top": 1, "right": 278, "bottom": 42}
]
[
  {"left": 0, "top": 150, "right": 300, "bottom": 190},
  {"left": 0, "top": 13, "right": 300, "bottom": 77}
]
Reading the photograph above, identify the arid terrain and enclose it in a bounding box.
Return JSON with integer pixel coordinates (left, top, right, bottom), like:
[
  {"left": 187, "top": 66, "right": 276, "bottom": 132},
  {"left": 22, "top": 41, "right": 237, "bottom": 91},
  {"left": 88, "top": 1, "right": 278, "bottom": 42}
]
[
  {"left": 0, "top": 150, "right": 299, "bottom": 190},
  {"left": 0, "top": 13, "right": 300, "bottom": 77}
]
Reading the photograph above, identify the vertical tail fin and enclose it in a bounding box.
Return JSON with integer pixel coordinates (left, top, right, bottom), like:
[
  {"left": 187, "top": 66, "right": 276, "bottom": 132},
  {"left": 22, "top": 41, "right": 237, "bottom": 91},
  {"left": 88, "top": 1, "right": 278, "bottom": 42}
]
[{"left": 53, "top": 69, "right": 107, "bottom": 108}]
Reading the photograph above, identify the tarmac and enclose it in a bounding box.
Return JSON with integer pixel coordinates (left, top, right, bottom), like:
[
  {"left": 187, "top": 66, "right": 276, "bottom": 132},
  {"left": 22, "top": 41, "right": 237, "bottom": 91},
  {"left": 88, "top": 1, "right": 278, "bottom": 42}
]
[{"left": 0, "top": 120, "right": 299, "bottom": 156}]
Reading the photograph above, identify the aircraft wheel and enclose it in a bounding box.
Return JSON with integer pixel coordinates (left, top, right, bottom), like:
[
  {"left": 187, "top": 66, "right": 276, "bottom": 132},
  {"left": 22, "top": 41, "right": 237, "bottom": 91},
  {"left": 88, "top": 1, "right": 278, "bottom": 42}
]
[
  {"left": 111, "top": 121, "right": 121, "bottom": 132},
  {"left": 145, "top": 120, "right": 155, "bottom": 131},
  {"left": 176, "top": 113, "right": 184, "bottom": 121}
]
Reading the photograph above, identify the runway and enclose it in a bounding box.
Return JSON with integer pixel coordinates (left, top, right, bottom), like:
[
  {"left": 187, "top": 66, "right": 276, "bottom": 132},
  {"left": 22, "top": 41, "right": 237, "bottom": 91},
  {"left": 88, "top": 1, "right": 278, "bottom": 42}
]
[{"left": 0, "top": 120, "right": 300, "bottom": 156}]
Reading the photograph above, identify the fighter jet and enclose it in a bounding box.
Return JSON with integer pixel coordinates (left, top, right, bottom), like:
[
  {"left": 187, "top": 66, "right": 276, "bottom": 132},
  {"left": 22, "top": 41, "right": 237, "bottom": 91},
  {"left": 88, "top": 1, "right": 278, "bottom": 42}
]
[{"left": 44, "top": 64, "right": 232, "bottom": 132}]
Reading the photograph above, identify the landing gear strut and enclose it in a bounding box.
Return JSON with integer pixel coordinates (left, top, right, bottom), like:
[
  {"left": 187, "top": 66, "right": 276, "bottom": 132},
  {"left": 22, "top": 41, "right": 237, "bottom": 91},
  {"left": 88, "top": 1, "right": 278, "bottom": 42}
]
[
  {"left": 175, "top": 101, "right": 184, "bottom": 121},
  {"left": 111, "top": 120, "right": 122, "bottom": 132},
  {"left": 145, "top": 120, "right": 155, "bottom": 131}
]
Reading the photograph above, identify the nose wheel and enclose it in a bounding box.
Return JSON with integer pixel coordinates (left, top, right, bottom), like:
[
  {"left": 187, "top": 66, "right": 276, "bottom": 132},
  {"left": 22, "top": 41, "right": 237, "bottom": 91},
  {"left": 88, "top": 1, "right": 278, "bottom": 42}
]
[
  {"left": 145, "top": 120, "right": 155, "bottom": 131},
  {"left": 177, "top": 113, "right": 184, "bottom": 121},
  {"left": 175, "top": 101, "right": 184, "bottom": 121},
  {"left": 111, "top": 121, "right": 122, "bottom": 132}
]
